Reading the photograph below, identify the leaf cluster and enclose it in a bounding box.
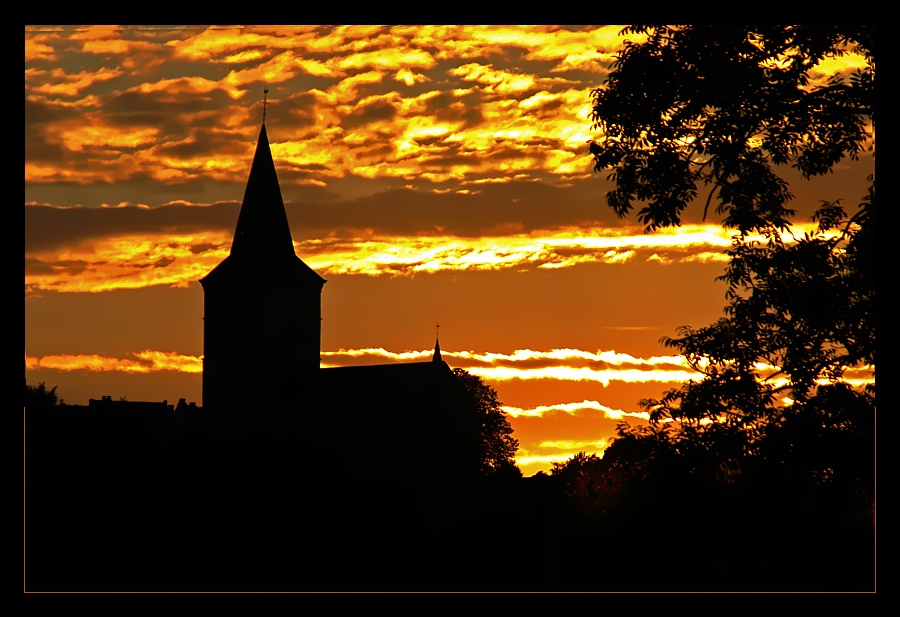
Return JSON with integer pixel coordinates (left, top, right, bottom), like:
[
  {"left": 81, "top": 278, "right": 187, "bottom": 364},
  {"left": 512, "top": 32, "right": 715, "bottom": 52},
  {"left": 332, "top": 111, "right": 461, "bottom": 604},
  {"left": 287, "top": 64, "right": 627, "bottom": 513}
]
[
  {"left": 453, "top": 368, "right": 520, "bottom": 476},
  {"left": 649, "top": 184, "right": 874, "bottom": 429},
  {"left": 580, "top": 25, "right": 876, "bottom": 530},
  {"left": 25, "top": 382, "right": 65, "bottom": 410},
  {"left": 589, "top": 25, "right": 874, "bottom": 233}
]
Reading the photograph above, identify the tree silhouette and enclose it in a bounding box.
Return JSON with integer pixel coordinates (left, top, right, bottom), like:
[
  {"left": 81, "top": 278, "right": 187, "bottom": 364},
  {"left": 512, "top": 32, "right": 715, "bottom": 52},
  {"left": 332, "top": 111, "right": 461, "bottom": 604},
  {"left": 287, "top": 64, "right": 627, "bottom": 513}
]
[
  {"left": 25, "top": 382, "right": 65, "bottom": 410},
  {"left": 589, "top": 24, "right": 874, "bottom": 461},
  {"left": 549, "top": 452, "right": 616, "bottom": 508},
  {"left": 452, "top": 368, "right": 520, "bottom": 476},
  {"left": 584, "top": 26, "right": 875, "bottom": 589},
  {"left": 589, "top": 25, "right": 873, "bottom": 233}
]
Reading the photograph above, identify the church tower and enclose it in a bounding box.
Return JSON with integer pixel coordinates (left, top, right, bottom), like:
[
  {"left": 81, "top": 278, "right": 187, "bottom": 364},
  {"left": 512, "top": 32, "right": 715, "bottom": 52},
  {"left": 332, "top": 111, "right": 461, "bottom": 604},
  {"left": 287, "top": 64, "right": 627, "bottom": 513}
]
[{"left": 200, "top": 123, "right": 326, "bottom": 411}]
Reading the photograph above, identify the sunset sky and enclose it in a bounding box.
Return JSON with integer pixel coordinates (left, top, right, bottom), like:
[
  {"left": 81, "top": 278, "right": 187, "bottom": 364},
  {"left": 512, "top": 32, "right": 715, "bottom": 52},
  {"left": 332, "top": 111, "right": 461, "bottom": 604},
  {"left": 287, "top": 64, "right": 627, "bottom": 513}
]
[{"left": 24, "top": 25, "right": 874, "bottom": 476}]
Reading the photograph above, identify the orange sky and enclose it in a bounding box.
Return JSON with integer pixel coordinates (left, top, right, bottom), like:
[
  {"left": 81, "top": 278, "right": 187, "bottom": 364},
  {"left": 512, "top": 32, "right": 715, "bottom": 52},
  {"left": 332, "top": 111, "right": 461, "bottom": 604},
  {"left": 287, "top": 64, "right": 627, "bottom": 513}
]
[{"left": 24, "top": 25, "right": 874, "bottom": 476}]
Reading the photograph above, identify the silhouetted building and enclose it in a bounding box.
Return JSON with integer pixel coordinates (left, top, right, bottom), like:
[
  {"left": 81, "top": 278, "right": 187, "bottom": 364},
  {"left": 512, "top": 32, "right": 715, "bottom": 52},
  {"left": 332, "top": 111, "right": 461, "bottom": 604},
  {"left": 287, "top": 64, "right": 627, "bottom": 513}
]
[
  {"left": 89, "top": 395, "right": 172, "bottom": 412},
  {"left": 26, "top": 121, "right": 486, "bottom": 593},
  {"left": 200, "top": 123, "right": 325, "bottom": 411},
  {"left": 199, "top": 122, "right": 481, "bottom": 481}
]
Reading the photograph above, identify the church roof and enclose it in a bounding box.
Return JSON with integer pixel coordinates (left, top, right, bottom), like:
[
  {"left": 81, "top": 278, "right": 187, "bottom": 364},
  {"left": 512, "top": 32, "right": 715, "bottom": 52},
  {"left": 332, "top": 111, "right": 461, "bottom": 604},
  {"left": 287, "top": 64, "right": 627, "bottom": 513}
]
[
  {"left": 316, "top": 360, "right": 465, "bottom": 421},
  {"left": 201, "top": 123, "right": 325, "bottom": 287},
  {"left": 321, "top": 360, "right": 451, "bottom": 379}
]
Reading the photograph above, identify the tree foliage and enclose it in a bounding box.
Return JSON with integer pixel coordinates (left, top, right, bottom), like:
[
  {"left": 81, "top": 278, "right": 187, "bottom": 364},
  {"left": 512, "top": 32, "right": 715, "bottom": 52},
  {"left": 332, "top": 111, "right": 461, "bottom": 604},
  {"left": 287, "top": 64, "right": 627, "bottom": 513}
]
[
  {"left": 549, "top": 452, "right": 622, "bottom": 511},
  {"left": 25, "top": 382, "right": 65, "bottom": 410},
  {"left": 587, "top": 25, "right": 875, "bottom": 532},
  {"left": 452, "top": 368, "right": 520, "bottom": 476},
  {"left": 589, "top": 25, "right": 874, "bottom": 233},
  {"left": 646, "top": 184, "right": 874, "bottom": 426}
]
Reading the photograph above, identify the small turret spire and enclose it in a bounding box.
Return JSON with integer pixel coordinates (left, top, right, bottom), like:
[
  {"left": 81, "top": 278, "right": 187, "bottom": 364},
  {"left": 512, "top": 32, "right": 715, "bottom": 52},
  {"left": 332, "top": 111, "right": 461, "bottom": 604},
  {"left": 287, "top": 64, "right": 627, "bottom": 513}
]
[{"left": 432, "top": 323, "right": 442, "bottom": 363}]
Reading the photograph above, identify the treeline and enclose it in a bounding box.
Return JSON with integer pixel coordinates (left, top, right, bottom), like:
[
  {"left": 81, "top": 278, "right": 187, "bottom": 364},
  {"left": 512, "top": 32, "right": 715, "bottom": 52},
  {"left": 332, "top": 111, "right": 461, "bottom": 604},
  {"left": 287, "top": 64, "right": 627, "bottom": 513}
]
[
  {"left": 25, "top": 375, "right": 873, "bottom": 592},
  {"left": 23, "top": 374, "right": 524, "bottom": 592}
]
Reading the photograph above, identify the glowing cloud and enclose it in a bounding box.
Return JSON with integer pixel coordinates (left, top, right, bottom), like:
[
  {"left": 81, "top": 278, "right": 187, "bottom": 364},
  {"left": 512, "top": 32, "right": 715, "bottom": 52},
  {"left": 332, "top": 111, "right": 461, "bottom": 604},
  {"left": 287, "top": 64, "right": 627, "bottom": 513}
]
[
  {"left": 25, "top": 223, "right": 838, "bottom": 294},
  {"left": 166, "top": 26, "right": 317, "bottom": 61},
  {"left": 27, "top": 67, "right": 124, "bottom": 97},
  {"left": 26, "top": 25, "right": 870, "bottom": 197},
  {"left": 321, "top": 346, "right": 699, "bottom": 388},
  {"left": 25, "top": 32, "right": 58, "bottom": 62},
  {"left": 501, "top": 399, "right": 650, "bottom": 421},
  {"left": 30, "top": 346, "right": 693, "bottom": 386},
  {"left": 25, "top": 231, "right": 231, "bottom": 295},
  {"left": 27, "top": 351, "right": 203, "bottom": 374},
  {"left": 466, "top": 365, "right": 702, "bottom": 386}
]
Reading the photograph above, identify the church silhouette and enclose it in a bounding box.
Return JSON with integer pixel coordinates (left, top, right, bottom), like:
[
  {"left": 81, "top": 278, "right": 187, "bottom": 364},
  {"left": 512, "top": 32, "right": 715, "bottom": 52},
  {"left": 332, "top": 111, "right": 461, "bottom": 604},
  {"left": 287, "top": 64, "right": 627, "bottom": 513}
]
[
  {"left": 199, "top": 121, "right": 481, "bottom": 483},
  {"left": 25, "top": 121, "right": 497, "bottom": 592}
]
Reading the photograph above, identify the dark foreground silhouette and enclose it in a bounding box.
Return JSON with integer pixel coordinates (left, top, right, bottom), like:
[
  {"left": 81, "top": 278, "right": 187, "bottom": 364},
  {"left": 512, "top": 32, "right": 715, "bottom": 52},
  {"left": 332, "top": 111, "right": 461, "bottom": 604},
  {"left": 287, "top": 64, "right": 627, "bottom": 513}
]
[
  {"left": 25, "top": 399, "right": 874, "bottom": 593},
  {"left": 25, "top": 406, "right": 518, "bottom": 591}
]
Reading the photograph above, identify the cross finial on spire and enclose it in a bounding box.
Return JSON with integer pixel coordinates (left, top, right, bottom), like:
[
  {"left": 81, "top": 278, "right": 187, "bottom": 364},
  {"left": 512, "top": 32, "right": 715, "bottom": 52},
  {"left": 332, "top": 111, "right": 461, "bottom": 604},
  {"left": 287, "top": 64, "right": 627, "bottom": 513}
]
[{"left": 261, "top": 87, "right": 269, "bottom": 123}]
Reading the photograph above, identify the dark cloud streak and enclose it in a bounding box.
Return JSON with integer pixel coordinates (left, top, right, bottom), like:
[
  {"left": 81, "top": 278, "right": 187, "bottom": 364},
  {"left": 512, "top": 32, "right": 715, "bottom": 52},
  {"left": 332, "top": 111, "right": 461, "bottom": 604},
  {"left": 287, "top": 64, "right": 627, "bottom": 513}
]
[
  {"left": 287, "top": 180, "right": 616, "bottom": 241},
  {"left": 26, "top": 175, "right": 622, "bottom": 254},
  {"left": 25, "top": 202, "right": 239, "bottom": 253}
]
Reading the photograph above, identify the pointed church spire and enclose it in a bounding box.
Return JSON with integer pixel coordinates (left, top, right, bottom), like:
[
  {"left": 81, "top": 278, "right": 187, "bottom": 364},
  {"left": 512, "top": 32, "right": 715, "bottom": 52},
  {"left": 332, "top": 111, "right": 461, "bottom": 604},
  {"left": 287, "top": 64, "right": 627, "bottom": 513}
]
[
  {"left": 432, "top": 323, "right": 442, "bottom": 363},
  {"left": 229, "top": 122, "right": 296, "bottom": 261},
  {"left": 199, "top": 115, "right": 325, "bottom": 410}
]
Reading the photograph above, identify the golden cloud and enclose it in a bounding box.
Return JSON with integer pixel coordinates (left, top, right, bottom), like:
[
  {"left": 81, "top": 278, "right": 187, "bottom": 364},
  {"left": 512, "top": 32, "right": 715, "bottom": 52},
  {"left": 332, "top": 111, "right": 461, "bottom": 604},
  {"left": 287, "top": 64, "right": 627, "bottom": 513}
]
[
  {"left": 165, "top": 27, "right": 317, "bottom": 61},
  {"left": 332, "top": 47, "right": 436, "bottom": 73},
  {"left": 26, "top": 351, "right": 202, "bottom": 374},
  {"left": 25, "top": 224, "right": 837, "bottom": 294},
  {"left": 502, "top": 399, "right": 651, "bottom": 420},
  {"left": 50, "top": 122, "right": 160, "bottom": 153},
  {"left": 467, "top": 365, "right": 702, "bottom": 386},
  {"left": 27, "top": 67, "right": 124, "bottom": 97},
  {"left": 30, "top": 26, "right": 865, "bottom": 192},
  {"left": 223, "top": 50, "right": 309, "bottom": 89},
  {"left": 449, "top": 63, "right": 537, "bottom": 96},
  {"left": 28, "top": 345, "right": 687, "bottom": 386},
  {"left": 25, "top": 232, "right": 231, "bottom": 295},
  {"left": 25, "top": 32, "right": 58, "bottom": 63},
  {"left": 321, "top": 346, "right": 701, "bottom": 389}
]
